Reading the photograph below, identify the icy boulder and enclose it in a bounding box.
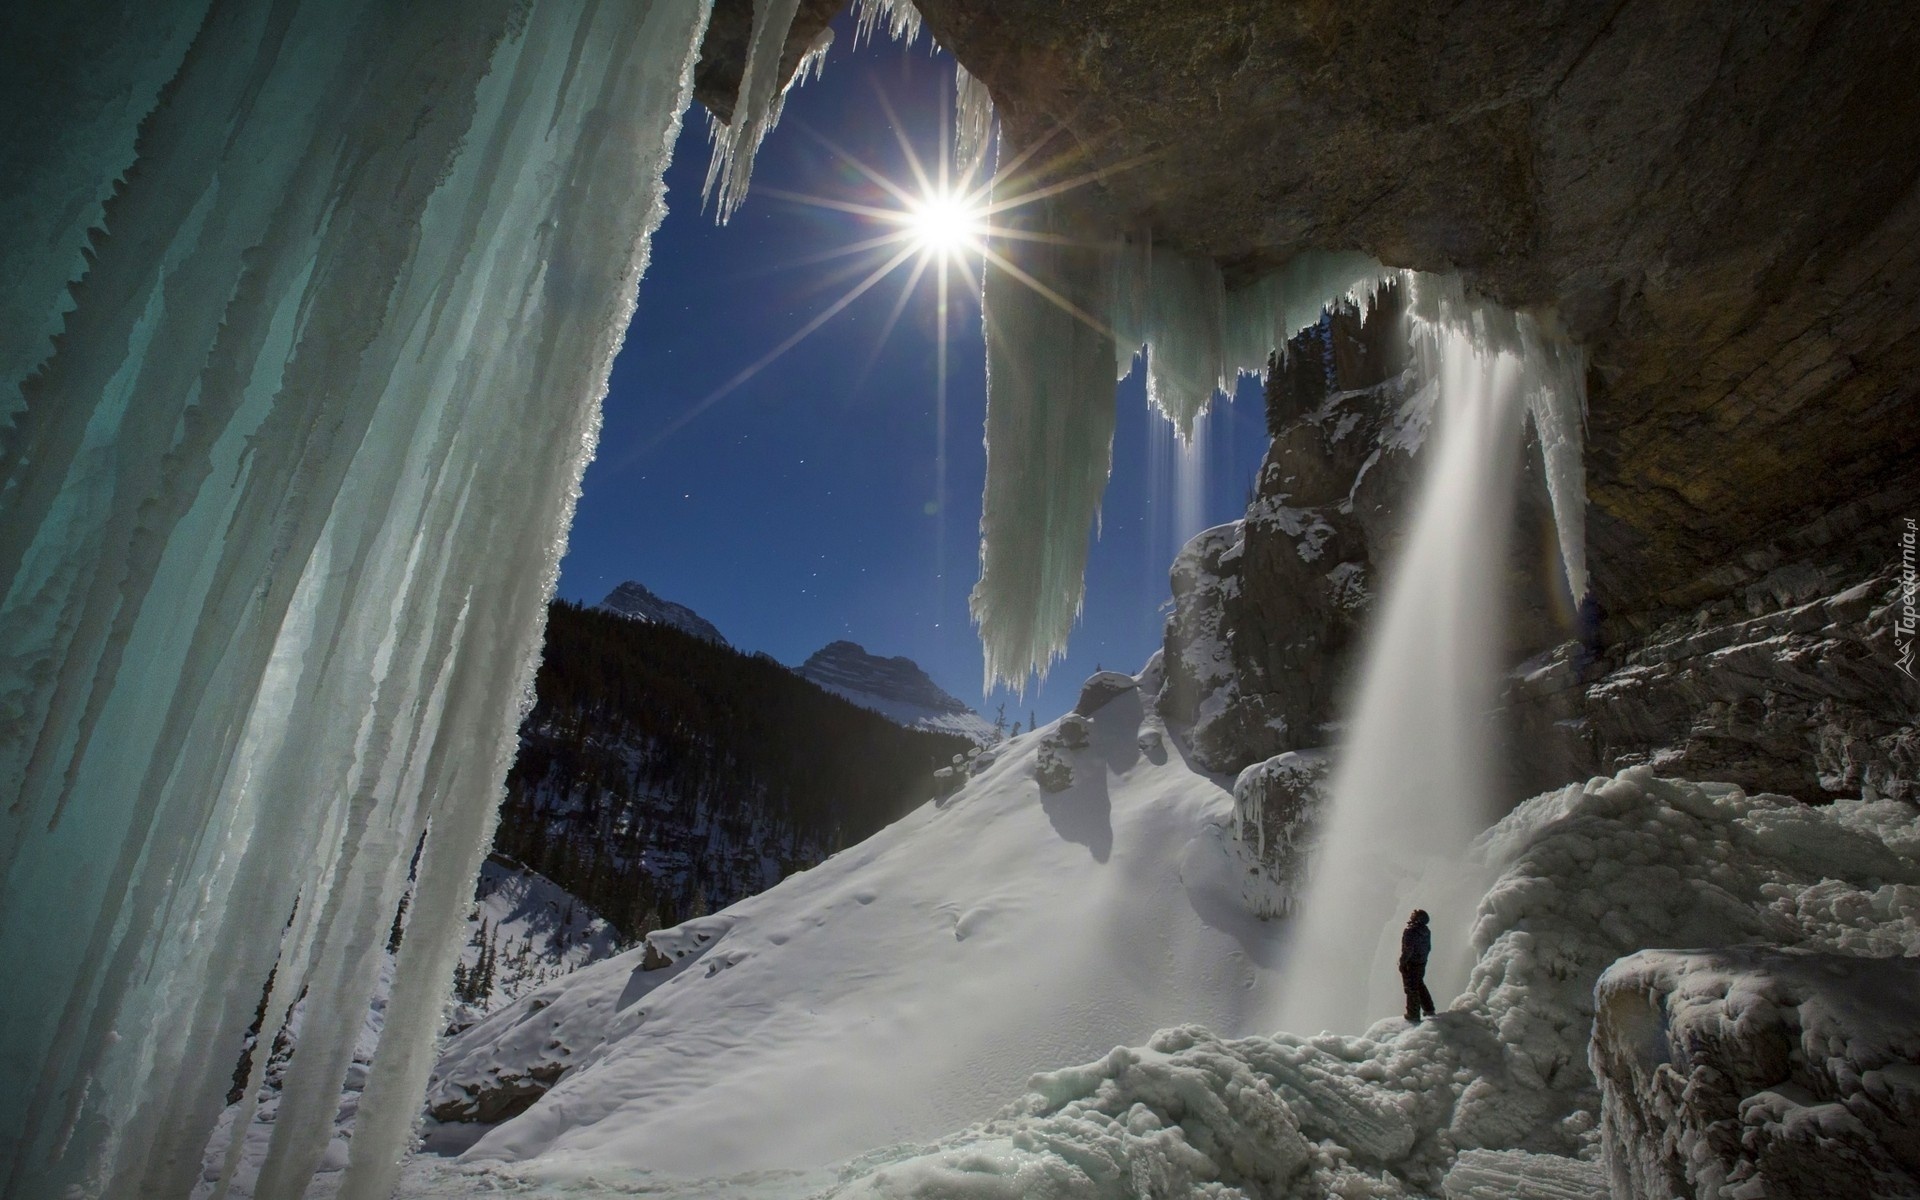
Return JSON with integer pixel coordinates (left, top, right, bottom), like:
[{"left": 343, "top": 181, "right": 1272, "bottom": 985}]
[
  {"left": 1229, "top": 750, "right": 1329, "bottom": 918},
  {"left": 1592, "top": 947, "right": 1920, "bottom": 1200}
]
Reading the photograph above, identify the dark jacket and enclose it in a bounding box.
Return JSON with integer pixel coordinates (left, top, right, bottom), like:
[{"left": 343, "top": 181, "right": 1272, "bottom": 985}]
[{"left": 1399, "top": 918, "right": 1431, "bottom": 973}]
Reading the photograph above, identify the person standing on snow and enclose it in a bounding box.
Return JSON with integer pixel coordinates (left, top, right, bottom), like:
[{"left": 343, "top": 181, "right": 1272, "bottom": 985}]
[{"left": 1400, "top": 909, "right": 1436, "bottom": 1023}]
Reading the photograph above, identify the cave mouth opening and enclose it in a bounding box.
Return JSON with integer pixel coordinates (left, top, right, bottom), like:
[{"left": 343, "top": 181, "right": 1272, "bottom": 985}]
[{"left": 1, "top": 2, "right": 1591, "bottom": 1196}]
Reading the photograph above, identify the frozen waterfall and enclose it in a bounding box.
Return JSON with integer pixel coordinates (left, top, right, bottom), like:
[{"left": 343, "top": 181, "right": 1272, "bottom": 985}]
[
  {"left": 0, "top": 1, "right": 711, "bottom": 1195},
  {"left": 1276, "top": 275, "right": 1589, "bottom": 1035}
]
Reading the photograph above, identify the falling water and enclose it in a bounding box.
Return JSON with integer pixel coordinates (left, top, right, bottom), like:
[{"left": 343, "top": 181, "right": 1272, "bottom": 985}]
[{"left": 1276, "top": 280, "right": 1580, "bottom": 1033}]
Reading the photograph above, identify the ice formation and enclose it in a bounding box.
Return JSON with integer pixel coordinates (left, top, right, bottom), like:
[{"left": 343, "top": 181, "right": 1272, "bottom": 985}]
[
  {"left": 852, "top": 0, "right": 925, "bottom": 48},
  {"left": 0, "top": 2, "right": 707, "bottom": 1195},
  {"left": 969, "top": 198, "right": 1120, "bottom": 690},
  {"left": 953, "top": 65, "right": 995, "bottom": 181}
]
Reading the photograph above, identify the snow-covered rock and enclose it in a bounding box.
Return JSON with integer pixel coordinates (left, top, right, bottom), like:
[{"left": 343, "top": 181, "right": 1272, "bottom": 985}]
[
  {"left": 1592, "top": 946, "right": 1920, "bottom": 1200},
  {"left": 599, "top": 579, "right": 729, "bottom": 644},
  {"left": 1228, "top": 749, "right": 1329, "bottom": 918},
  {"left": 798, "top": 640, "right": 997, "bottom": 743}
]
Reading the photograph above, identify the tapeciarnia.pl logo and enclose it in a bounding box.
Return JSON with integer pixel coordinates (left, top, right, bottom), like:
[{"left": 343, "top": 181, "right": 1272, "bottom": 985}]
[{"left": 1899, "top": 516, "right": 1916, "bottom": 680}]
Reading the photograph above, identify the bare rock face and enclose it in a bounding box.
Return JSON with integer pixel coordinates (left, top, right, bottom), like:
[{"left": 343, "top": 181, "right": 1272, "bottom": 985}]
[
  {"left": 912, "top": 0, "right": 1920, "bottom": 618},
  {"left": 1592, "top": 947, "right": 1920, "bottom": 1200}
]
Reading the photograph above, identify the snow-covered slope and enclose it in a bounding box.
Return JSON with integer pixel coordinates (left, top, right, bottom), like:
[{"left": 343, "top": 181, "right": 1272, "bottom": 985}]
[
  {"left": 797, "top": 640, "right": 996, "bottom": 742},
  {"left": 599, "top": 580, "right": 728, "bottom": 645},
  {"left": 406, "top": 761, "right": 1920, "bottom": 1198},
  {"left": 418, "top": 676, "right": 1287, "bottom": 1186}
]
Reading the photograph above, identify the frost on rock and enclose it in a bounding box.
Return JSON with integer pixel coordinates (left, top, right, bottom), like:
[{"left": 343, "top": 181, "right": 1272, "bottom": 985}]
[
  {"left": 0, "top": 2, "right": 707, "bottom": 1195},
  {"left": 1592, "top": 947, "right": 1920, "bottom": 1200},
  {"left": 825, "top": 769, "right": 1920, "bottom": 1199}
]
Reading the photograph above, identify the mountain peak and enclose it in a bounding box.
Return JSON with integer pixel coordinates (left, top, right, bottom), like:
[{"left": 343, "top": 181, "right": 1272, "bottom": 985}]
[
  {"left": 599, "top": 581, "right": 727, "bottom": 646},
  {"left": 798, "top": 642, "right": 995, "bottom": 743}
]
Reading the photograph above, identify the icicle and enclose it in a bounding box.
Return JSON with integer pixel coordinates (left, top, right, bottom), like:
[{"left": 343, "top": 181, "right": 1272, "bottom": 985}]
[
  {"left": 954, "top": 64, "right": 994, "bottom": 181},
  {"left": 970, "top": 195, "right": 1118, "bottom": 691},
  {"left": 0, "top": 0, "right": 709, "bottom": 1195},
  {"left": 1109, "top": 243, "right": 1391, "bottom": 440},
  {"left": 852, "top": 0, "right": 923, "bottom": 48},
  {"left": 705, "top": 0, "right": 805, "bottom": 223}
]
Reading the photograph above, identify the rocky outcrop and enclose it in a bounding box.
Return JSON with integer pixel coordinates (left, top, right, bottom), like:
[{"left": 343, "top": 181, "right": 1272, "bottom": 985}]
[
  {"left": 1511, "top": 564, "right": 1920, "bottom": 804},
  {"left": 1033, "top": 713, "right": 1091, "bottom": 792},
  {"left": 907, "top": 0, "right": 1920, "bottom": 617},
  {"left": 1592, "top": 947, "right": 1920, "bottom": 1200},
  {"left": 1228, "top": 751, "right": 1328, "bottom": 919}
]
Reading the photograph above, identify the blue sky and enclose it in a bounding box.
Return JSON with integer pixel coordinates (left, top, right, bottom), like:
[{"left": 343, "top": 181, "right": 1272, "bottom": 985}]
[{"left": 556, "top": 17, "right": 1270, "bottom": 722}]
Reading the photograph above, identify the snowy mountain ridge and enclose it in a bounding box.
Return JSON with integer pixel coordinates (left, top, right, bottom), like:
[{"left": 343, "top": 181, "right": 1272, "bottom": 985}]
[
  {"left": 599, "top": 580, "right": 728, "bottom": 645},
  {"left": 797, "top": 640, "right": 996, "bottom": 743}
]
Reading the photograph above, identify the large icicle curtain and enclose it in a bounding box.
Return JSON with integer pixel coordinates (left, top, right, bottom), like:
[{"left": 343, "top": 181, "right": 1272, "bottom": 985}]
[{"left": 0, "top": 0, "right": 709, "bottom": 1194}]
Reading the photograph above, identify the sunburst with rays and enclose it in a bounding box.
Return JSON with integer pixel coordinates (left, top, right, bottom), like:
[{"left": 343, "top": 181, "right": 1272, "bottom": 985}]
[{"left": 634, "top": 82, "right": 1148, "bottom": 461}]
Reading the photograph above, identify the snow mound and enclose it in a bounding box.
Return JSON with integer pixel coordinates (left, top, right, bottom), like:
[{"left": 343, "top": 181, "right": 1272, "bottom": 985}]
[
  {"left": 816, "top": 768, "right": 1920, "bottom": 1198},
  {"left": 418, "top": 674, "right": 1293, "bottom": 1185}
]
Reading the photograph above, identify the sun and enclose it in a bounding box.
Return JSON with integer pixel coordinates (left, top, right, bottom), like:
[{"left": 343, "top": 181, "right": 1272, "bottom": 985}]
[{"left": 903, "top": 186, "right": 986, "bottom": 256}]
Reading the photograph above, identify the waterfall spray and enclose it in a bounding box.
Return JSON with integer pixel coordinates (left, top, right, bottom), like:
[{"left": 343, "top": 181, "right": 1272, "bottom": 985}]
[{"left": 1276, "top": 277, "right": 1584, "bottom": 1033}]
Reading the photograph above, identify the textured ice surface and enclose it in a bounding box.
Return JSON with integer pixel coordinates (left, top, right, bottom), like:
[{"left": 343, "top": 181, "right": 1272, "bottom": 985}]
[
  {"left": 1593, "top": 946, "right": 1920, "bottom": 1199},
  {"left": 0, "top": 2, "right": 706, "bottom": 1195}
]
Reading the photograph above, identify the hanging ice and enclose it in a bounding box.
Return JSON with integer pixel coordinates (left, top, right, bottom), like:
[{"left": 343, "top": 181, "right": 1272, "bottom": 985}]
[
  {"left": 852, "top": 0, "right": 925, "bottom": 48},
  {"left": 705, "top": 0, "right": 810, "bottom": 222},
  {"left": 954, "top": 64, "right": 995, "bottom": 181},
  {"left": 0, "top": 1, "right": 709, "bottom": 1196},
  {"left": 969, "top": 198, "right": 1119, "bottom": 690}
]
